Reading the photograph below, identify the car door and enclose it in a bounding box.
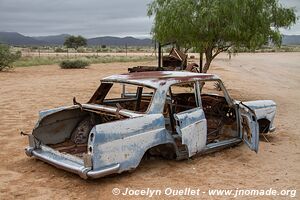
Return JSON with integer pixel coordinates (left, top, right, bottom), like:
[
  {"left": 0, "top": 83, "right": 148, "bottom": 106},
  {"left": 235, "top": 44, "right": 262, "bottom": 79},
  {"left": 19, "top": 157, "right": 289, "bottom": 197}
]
[
  {"left": 174, "top": 108, "right": 207, "bottom": 157},
  {"left": 239, "top": 103, "right": 259, "bottom": 152}
]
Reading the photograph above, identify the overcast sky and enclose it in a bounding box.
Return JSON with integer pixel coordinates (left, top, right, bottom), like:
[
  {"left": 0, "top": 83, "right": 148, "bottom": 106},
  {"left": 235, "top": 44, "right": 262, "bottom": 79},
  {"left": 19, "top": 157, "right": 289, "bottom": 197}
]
[{"left": 0, "top": 0, "right": 299, "bottom": 38}]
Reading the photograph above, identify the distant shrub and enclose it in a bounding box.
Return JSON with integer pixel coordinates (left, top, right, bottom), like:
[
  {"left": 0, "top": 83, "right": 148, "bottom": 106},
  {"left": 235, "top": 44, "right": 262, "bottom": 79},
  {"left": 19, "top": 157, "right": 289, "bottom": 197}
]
[
  {"left": 0, "top": 44, "right": 21, "bottom": 71},
  {"left": 101, "top": 48, "right": 109, "bottom": 52},
  {"left": 55, "top": 48, "right": 67, "bottom": 53},
  {"left": 60, "top": 59, "right": 89, "bottom": 69},
  {"left": 77, "top": 47, "right": 86, "bottom": 53}
]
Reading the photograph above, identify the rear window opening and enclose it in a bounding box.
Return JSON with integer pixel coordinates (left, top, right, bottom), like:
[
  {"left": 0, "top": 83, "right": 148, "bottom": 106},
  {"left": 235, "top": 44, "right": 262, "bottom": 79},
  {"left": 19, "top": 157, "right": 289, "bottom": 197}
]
[{"left": 89, "top": 82, "right": 155, "bottom": 113}]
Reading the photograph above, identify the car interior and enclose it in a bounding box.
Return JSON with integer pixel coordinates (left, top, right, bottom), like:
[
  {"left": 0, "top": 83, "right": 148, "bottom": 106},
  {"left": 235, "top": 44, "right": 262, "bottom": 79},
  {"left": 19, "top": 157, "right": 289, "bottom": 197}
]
[{"left": 163, "top": 81, "right": 238, "bottom": 144}]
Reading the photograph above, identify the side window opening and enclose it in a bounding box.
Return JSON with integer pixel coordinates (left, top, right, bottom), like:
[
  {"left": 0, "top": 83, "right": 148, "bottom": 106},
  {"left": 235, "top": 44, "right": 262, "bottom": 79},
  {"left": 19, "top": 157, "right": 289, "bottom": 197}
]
[
  {"left": 163, "top": 82, "right": 198, "bottom": 133},
  {"left": 168, "top": 82, "right": 198, "bottom": 113}
]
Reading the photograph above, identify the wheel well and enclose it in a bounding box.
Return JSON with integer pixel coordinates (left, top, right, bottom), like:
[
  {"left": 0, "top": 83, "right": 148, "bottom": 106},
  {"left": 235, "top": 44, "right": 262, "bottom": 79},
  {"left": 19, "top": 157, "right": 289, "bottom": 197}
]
[
  {"left": 145, "top": 143, "right": 177, "bottom": 159},
  {"left": 258, "top": 118, "right": 270, "bottom": 133}
]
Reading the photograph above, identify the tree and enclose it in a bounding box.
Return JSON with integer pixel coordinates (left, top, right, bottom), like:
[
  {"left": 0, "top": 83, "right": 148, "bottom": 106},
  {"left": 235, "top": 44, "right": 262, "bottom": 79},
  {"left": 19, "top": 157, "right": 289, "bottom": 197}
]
[
  {"left": 64, "top": 35, "right": 87, "bottom": 50},
  {"left": 0, "top": 44, "right": 21, "bottom": 71},
  {"left": 148, "top": 0, "right": 297, "bottom": 72}
]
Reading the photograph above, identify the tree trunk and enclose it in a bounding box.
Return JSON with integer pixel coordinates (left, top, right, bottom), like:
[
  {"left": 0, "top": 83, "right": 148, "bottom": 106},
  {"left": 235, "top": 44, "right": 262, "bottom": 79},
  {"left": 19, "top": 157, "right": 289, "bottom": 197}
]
[
  {"left": 199, "top": 52, "right": 203, "bottom": 73},
  {"left": 203, "top": 49, "right": 213, "bottom": 73}
]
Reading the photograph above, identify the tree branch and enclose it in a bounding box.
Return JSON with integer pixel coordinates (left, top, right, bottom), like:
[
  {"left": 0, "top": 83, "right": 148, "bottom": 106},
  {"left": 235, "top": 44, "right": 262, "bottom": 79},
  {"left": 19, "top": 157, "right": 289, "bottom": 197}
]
[{"left": 212, "top": 45, "right": 231, "bottom": 59}]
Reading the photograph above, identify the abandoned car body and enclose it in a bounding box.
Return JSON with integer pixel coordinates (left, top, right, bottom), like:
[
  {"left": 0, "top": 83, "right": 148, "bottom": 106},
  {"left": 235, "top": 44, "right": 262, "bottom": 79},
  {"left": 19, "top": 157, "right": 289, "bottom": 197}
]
[{"left": 24, "top": 71, "right": 276, "bottom": 179}]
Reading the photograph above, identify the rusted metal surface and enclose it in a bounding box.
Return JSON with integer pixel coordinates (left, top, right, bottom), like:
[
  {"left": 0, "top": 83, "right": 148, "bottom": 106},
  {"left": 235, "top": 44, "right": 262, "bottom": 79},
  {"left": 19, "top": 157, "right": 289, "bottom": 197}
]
[
  {"left": 186, "top": 63, "right": 200, "bottom": 72},
  {"left": 24, "top": 71, "right": 277, "bottom": 179},
  {"left": 103, "top": 71, "right": 217, "bottom": 89},
  {"left": 162, "top": 48, "right": 187, "bottom": 69},
  {"left": 128, "top": 48, "right": 199, "bottom": 73},
  {"left": 128, "top": 66, "right": 160, "bottom": 73}
]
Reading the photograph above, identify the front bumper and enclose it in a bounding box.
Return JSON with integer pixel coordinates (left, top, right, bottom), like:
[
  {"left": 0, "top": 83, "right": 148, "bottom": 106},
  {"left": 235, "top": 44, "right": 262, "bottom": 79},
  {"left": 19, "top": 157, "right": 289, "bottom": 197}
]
[{"left": 25, "top": 146, "right": 120, "bottom": 179}]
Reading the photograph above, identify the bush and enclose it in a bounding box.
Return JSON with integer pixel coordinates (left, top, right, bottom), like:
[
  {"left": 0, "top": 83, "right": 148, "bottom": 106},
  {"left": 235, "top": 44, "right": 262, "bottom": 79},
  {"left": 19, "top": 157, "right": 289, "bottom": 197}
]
[
  {"left": 0, "top": 44, "right": 21, "bottom": 71},
  {"left": 55, "top": 48, "right": 67, "bottom": 53},
  {"left": 59, "top": 59, "right": 89, "bottom": 69},
  {"left": 77, "top": 47, "right": 86, "bottom": 53}
]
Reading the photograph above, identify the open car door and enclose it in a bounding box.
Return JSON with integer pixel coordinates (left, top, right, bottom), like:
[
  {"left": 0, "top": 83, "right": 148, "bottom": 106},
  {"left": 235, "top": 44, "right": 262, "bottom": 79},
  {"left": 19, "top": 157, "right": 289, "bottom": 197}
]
[
  {"left": 174, "top": 108, "right": 207, "bottom": 157},
  {"left": 239, "top": 103, "right": 259, "bottom": 152}
]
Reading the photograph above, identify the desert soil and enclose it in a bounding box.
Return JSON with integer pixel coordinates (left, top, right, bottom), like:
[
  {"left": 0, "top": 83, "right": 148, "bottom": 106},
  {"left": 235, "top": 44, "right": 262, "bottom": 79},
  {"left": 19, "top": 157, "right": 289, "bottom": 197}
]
[{"left": 0, "top": 52, "right": 299, "bottom": 199}]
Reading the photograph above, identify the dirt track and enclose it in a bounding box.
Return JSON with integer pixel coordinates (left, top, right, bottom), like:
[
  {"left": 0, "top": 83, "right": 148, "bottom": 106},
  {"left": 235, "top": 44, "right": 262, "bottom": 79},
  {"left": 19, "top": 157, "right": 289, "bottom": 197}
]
[{"left": 0, "top": 53, "right": 299, "bottom": 199}]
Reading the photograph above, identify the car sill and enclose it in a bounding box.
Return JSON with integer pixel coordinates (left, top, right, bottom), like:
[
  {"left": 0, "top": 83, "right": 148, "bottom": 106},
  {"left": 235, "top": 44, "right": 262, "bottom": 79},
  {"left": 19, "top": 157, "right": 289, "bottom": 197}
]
[{"left": 205, "top": 138, "right": 242, "bottom": 152}]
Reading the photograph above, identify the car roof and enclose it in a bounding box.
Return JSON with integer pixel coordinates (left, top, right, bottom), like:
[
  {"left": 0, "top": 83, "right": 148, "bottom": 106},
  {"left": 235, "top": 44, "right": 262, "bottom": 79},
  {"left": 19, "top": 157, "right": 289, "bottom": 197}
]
[{"left": 102, "top": 71, "right": 220, "bottom": 89}]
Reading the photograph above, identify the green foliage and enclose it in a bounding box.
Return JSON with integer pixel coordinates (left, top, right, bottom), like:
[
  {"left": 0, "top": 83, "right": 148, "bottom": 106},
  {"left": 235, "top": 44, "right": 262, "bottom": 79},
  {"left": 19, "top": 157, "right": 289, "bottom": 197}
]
[
  {"left": 0, "top": 44, "right": 21, "bottom": 71},
  {"left": 60, "top": 59, "right": 90, "bottom": 69},
  {"left": 77, "top": 47, "right": 86, "bottom": 53},
  {"left": 54, "top": 48, "right": 67, "bottom": 53},
  {"left": 64, "top": 35, "right": 87, "bottom": 50},
  {"left": 148, "top": 0, "right": 297, "bottom": 72}
]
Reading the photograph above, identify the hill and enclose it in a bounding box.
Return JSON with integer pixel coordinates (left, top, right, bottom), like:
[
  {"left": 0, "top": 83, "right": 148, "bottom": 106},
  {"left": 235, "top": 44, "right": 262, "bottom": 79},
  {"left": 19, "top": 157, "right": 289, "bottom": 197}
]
[
  {"left": 0, "top": 32, "right": 46, "bottom": 46},
  {"left": 33, "top": 34, "right": 70, "bottom": 45},
  {"left": 1, "top": 31, "right": 298, "bottom": 46},
  {"left": 282, "top": 35, "right": 300, "bottom": 45},
  {"left": 0, "top": 32, "right": 153, "bottom": 46}
]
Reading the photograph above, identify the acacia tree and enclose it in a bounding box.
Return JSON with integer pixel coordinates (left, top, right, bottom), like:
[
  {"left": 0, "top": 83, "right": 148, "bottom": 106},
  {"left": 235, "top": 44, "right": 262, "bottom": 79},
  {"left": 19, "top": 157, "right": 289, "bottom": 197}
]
[
  {"left": 64, "top": 35, "right": 87, "bottom": 51},
  {"left": 148, "top": 0, "right": 297, "bottom": 72}
]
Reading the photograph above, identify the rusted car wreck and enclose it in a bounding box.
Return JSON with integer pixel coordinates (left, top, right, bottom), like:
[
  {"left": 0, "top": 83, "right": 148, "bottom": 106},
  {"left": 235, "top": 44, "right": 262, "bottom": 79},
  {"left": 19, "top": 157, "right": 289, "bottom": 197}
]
[{"left": 24, "top": 71, "right": 276, "bottom": 179}]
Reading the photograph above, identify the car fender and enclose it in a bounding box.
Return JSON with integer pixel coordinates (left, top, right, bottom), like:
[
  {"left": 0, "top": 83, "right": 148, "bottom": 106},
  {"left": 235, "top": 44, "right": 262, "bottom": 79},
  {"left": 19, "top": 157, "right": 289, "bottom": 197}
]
[{"left": 242, "top": 100, "right": 276, "bottom": 131}]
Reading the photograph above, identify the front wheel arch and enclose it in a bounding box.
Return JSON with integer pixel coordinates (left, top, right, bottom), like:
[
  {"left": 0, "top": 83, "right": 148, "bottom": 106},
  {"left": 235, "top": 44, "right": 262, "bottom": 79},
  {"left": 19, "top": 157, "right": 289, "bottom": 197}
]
[{"left": 258, "top": 118, "right": 270, "bottom": 133}]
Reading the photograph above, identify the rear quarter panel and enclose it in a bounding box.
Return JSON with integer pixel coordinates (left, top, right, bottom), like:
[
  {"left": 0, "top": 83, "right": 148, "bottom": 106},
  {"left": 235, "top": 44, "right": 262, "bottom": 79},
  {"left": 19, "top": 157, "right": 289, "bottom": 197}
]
[{"left": 89, "top": 114, "right": 176, "bottom": 172}]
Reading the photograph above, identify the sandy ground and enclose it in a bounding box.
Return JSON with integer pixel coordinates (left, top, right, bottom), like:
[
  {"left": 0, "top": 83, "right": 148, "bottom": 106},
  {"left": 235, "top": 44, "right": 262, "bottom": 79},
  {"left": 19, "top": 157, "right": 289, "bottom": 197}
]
[{"left": 0, "top": 52, "right": 299, "bottom": 199}]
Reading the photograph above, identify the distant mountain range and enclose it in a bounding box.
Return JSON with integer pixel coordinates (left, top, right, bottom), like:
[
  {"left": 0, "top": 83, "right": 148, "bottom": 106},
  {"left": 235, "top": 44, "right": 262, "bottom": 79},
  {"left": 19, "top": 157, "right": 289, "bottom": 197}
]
[
  {"left": 33, "top": 34, "right": 70, "bottom": 45},
  {"left": 0, "top": 32, "right": 46, "bottom": 46},
  {"left": 0, "top": 32, "right": 153, "bottom": 46},
  {"left": 0, "top": 31, "right": 299, "bottom": 46},
  {"left": 281, "top": 35, "right": 300, "bottom": 45}
]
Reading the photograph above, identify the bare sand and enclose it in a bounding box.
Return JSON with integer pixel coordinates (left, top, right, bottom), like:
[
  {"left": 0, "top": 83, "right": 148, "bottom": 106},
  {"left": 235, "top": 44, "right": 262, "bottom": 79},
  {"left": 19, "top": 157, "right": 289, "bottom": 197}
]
[{"left": 0, "top": 52, "right": 299, "bottom": 199}]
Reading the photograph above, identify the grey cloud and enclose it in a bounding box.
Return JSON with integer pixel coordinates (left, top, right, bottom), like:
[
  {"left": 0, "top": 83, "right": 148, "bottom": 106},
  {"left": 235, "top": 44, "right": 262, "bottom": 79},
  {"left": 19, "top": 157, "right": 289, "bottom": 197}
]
[
  {"left": 0, "top": 0, "right": 153, "bottom": 37},
  {"left": 0, "top": 0, "right": 299, "bottom": 37}
]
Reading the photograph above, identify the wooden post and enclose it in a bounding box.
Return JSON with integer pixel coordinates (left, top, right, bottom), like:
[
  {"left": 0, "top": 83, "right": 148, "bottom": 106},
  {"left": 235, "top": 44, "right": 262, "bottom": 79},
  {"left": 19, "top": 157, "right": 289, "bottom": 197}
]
[
  {"left": 158, "top": 43, "right": 162, "bottom": 69},
  {"left": 199, "top": 52, "right": 203, "bottom": 73}
]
